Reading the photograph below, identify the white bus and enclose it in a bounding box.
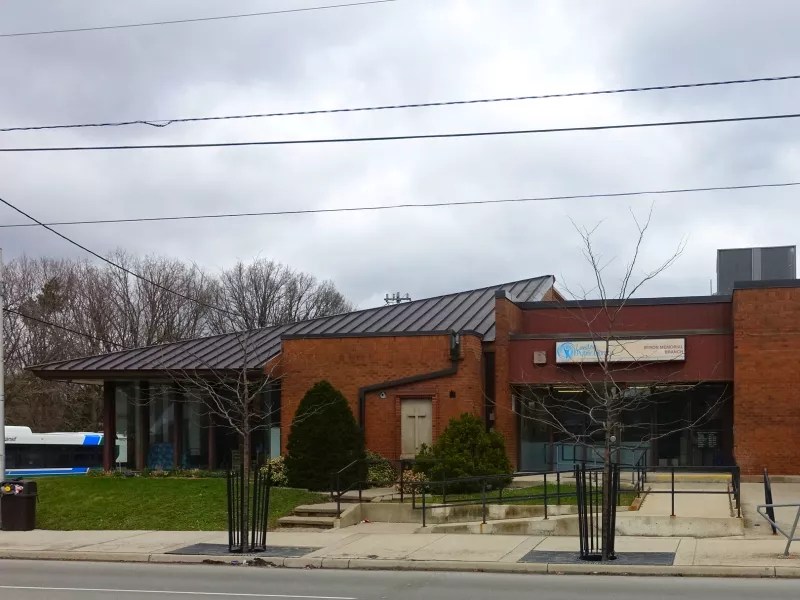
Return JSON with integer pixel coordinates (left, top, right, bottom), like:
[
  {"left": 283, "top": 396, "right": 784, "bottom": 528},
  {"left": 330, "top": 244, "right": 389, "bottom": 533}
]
[{"left": 3, "top": 426, "right": 126, "bottom": 477}]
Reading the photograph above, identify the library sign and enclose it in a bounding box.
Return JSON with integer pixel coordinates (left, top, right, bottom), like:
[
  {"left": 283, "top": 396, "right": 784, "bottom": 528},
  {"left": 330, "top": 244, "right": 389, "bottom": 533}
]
[{"left": 555, "top": 338, "right": 685, "bottom": 364}]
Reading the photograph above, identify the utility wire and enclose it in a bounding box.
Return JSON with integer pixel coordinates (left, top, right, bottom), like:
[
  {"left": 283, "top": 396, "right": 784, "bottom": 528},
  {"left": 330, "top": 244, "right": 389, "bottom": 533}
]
[
  {"left": 6, "top": 307, "right": 129, "bottom": 349},
  {"left": 3, "top": 74, "right": 799, "bottom": 133},
  {"left": 1, "top": 181, "right": 796, "bottom": 229},
  {"left": 3, "top": 111, "right": 799, "bottom": 152},
  {"left": 0, "top": 195, "right": 240, "bottom": 318},
  {"left": 0, "top": 0, "right": 399, "bottom": 38}
]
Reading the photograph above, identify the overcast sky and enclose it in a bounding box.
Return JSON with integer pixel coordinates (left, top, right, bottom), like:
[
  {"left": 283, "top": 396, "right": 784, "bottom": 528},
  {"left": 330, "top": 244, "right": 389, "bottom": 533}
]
[{"left": 1, "top": 0, "right": 799, "bottom": 309}]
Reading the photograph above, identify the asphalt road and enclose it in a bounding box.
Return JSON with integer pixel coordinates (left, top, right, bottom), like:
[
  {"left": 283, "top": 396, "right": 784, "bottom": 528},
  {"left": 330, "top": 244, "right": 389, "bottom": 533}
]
[{"left": 0, "top": 560, "right": 798, "bottom": 600}]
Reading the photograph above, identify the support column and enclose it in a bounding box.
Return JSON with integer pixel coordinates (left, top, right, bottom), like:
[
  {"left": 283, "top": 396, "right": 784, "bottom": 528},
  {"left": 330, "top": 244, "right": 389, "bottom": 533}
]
[
  {"left": 136, "top": 381, "right": 150, "bottom": 470},
  {"left": 208, "top": 420, "right": 216, "bottom": 471},
  {"left": 173, "top": 389, "right": 184, "bottom": 470},
  {"left": 102, "top": 382, "right": 116, "bottom": 471}
]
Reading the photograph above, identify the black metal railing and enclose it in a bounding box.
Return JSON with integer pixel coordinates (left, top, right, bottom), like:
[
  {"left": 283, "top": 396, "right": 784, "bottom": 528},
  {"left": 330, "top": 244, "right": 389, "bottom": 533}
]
[
  {"left": 330, "top": 453, "right": 741, "bottom": 529},
  {"left": 575, "top": 463, "right": 619, "bottom": 561},
  {"left": 764, "top": 467, "right": 777, "bottom": 535},
  {"left": 329, "top": 457, "right": 442, "bottom": 516},
  {"left": 226, "top": 462, "right": 272, "bottom": 553},
  {"left": 408, "top": 466, "right": 625, "bottom": 527},
  {"left": 635, "top": 464, "right": 741, "bottom": 518}
]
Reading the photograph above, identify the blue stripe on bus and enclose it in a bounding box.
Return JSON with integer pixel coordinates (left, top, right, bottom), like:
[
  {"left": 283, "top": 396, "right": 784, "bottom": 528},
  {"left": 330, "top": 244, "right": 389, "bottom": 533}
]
[
  {"left": 83, "top": 434, "right": 102, "bottom": 446},
  {"left": 5, "top": 468, "right": 91, "bottom": 477}
]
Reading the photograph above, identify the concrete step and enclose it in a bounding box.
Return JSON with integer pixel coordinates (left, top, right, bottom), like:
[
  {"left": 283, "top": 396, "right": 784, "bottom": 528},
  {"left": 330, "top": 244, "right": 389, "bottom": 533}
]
[
  {"left": 277, "top": 515, "right": 337, "bottom": 529},
  {"left": 293, "top": 503, "right": 342, "bottom": 517}
]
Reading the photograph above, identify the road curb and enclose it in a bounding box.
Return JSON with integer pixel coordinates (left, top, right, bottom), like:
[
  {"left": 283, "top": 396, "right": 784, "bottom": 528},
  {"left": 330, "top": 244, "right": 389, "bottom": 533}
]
[{"left": 0, "top": 550, "right": 793, "bottom": 578}]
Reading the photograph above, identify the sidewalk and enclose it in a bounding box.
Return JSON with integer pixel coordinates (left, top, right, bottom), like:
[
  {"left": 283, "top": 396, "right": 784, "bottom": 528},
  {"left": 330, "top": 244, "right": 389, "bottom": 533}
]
[{"left": 1, "top": 524, "right": 799, "bottom": 577}]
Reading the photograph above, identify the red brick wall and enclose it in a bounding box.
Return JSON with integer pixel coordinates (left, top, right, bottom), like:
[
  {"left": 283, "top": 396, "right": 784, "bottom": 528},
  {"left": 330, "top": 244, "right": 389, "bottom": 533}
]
[
  {"left": 279, "top": 334, "right": 484, "bottom": 459},
  {"left": 734, "top": 287, "right": 800, "bottom": 475},
  {"left": 522, "top": 301, "right": 732, "bottom": 335},
  {"left": 514, "top": 300, "right": 733, "bottom": 383},
  {"left": 493, "top": 293, "right": 524, "bottom": 468},
  {"left": 510, "top": 335, "right": 733, "bottom": 383}
]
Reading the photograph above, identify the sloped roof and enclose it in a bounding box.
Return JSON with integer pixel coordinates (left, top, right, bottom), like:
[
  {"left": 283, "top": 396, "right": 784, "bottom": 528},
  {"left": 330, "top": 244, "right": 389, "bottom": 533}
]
[{"left": 30, "top": 275, "right": 553, "bottom": 378}]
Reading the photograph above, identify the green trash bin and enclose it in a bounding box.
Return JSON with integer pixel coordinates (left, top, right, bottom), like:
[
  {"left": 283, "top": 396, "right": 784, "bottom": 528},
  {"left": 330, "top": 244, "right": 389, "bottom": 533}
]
[{"left": 1, "top": 480, "right": 37, "bottom": 531}]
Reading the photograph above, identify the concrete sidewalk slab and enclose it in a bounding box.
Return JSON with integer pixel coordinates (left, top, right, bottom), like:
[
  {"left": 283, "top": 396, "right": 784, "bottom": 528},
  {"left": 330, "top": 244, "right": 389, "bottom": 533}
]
[
  {"left": 75, "top": 531, "right": 220, "bottom": 553},
  {"left": 0, "top": 530, "right": 146, "bottom": 551},
  {"left": 2, "top": 528, "right": 800, "bottom": 578},
  {"left": 407, "top": 534, "right": 527, "bottom": 562},
  {"left": 694, "top": 538, "right": 800, "bottom": 566},
  {"left": 318, "top": 533, "right": 443, "bottom": 559},
  {"left": 498, "top": 536, "right": 545, "bottom": 562},
  {"left": 534, "top": 535, "right": 680, "bottom": 553},
  {"left": 673, "top": 538, "right": 697, "bottom": 565},
  {"left": 336, "top": 522, "right": 420, "bottom": 534}
]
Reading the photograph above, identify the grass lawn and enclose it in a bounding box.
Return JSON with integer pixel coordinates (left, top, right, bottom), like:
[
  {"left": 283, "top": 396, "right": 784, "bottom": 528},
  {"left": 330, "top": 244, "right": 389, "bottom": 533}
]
[
  {"left": 34, "top": 477, "right": 326, "bottom": 531},
  {"left": 405, "top": 483, "right": 638, "bottom": 507}
]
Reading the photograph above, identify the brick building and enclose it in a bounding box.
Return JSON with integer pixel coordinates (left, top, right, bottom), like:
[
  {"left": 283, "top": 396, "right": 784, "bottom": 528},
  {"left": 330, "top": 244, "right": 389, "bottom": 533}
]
[{"left": 28, "top": 275, "right": 800, "bottom": 476}]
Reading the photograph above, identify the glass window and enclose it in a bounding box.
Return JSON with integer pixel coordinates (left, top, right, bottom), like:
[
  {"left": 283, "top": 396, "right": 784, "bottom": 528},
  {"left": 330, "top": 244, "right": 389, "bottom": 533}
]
[
  {"left": 182, "top": 394, "right": 209, "bottom": 469},
  {"left": 115, "top": 384, "right": 136, "bottom": 468},
  {"left": 149, "top": 384, "right": 174, "bottom": 445}
]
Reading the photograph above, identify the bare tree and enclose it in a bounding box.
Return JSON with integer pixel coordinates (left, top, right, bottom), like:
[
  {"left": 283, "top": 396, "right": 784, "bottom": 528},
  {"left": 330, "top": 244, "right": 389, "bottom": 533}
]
[
  {"left": 150, "top": 331, "right": 280, "bottom": 546},
  {"left": 515, "top": 207, "right": 727, "bottom": 560},
  {"left": 4, "top": 251, "right": 353, "bottom": 435},
  {"left": 76, "top": 250, "right": 215, "bottom": 349},
  {"left": 208, "top": 258, "right": 353, "bottom": 334}
]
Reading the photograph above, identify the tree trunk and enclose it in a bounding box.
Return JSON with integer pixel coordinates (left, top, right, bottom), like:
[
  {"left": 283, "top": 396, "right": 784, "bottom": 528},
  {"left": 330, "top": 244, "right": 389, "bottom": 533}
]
[
  {"left": 601, "top": 428, "right": 613, "bottom": 561},
  {"left": 242, "top": 431, "right": 251, "bottom": 551}
]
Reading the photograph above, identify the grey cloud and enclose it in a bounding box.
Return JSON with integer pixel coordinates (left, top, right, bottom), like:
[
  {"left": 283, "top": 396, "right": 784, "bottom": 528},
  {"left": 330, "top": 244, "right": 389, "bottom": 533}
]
[{"left": 1, "top": 0, "right": 799, "bottom": 308}]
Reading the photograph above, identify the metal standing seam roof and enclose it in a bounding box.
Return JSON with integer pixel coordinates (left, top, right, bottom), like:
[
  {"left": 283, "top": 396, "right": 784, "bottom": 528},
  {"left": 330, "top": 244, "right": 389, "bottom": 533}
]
[{"left": 29, "top": 275, "right": 554, "bottom": 377}]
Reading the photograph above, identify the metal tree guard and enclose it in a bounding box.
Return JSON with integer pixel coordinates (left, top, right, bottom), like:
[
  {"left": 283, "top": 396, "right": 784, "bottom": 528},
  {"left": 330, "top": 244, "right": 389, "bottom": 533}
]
[
  {"left": 226, "top": 462, "right": 272, "bottom": 553},
  {"left": 575, "top": 463, "right": 619, "bottom": 561}
]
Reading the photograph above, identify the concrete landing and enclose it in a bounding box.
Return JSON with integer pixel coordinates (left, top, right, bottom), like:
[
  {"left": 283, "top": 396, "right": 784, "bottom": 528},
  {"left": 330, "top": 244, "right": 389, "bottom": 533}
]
[
  {"left": 740, "top": 481, "right": 800, "bottom": 537},
  {"left": 639, "top": 482, "right": 733, "bottom": 518}
]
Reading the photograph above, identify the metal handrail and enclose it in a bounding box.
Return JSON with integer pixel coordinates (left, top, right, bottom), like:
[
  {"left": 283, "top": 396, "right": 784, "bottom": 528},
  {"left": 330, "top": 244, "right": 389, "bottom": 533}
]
[
  {"left": 329, "top": 457, "right": 444, "bottom": 516},
  {"left": 757, "top": 503, "right": 800, "bottom": 556},
  {"left": 407, "top": 462, "right": 740, "bottom": 526},
  {"left": 408, "top": 466, "right": 608, "bottom": 527},
  {"left": 631, "top": 464, "right": 741, "bottom": 518}
]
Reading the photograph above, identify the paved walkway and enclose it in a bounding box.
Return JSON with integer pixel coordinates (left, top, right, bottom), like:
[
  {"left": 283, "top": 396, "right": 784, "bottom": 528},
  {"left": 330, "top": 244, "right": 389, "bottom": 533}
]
[
  {"left": 639, "top": 482, "right": 734, "bottom": 517},
  {"left": 1, "top": 526, "right": 799, "bottom": 577},
  {"left": 741, "top": 482, "right": 800, "bottom": 535}
]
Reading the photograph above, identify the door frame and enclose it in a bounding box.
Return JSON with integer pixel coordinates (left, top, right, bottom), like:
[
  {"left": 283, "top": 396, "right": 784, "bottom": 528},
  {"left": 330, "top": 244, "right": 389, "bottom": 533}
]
[{"left": 394, "top": 389, "right": 439, "bottom": 459}]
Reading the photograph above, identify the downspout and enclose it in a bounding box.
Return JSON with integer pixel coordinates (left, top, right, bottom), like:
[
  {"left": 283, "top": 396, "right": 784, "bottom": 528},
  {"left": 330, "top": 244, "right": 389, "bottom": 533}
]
[{"left": 358, "top": 331, "right": 461, "bottom": 430}]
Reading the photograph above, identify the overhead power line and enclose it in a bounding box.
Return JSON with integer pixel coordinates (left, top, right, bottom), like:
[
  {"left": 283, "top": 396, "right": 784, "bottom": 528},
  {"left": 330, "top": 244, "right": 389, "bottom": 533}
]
[
  {"left": 0, "top": 195, "right": 240, "bottom": 318},
  {"left": 1, "top": 181, "right": 797, "bottom": 229},
  {"left": 0, "top": 0, "right": 399, "bottom": 38},
  {"left": 3, "top": 74, "right": 799, "bottom": 133},
  {"left": 7, "top": 307, "right": 129, "bottom": 349},
  {"left": 2, "top": 111, "right": 798, "bottom": 153}
]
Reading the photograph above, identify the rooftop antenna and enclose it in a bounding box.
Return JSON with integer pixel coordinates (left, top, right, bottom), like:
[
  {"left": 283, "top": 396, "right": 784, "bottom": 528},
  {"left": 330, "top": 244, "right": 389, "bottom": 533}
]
[{"left": 384, "top": 292, "right": 412, "bottom": 305}]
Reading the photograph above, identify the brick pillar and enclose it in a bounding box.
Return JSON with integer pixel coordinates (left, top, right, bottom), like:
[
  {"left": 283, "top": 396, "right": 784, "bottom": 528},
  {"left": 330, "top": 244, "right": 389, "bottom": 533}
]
[
  {"left": 733, "top": 285, "right": 800, "bottom": 475},
  {"left": 102, "top": 382, "right": 116, "bottom": 471},
  {"left": 493, "top": 290, "right": 524, "bottom": 469},
  {"left": 136, "top": 381, "right": 150, "bottom": 470}
]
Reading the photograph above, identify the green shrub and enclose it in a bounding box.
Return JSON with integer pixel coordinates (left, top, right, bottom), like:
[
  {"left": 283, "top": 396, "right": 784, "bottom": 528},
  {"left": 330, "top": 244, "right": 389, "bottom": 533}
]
[
  {"left": 396, "top": 469, "right": 429, "bottom": 495},
  {"left": 414, "top": 413, "right": 512, "bottom": 493},
  {"left": 366, "top": 450, "right": 396, "bottom": 487},
  {"left": 260, "top": 456, "right": 289, "bottom": 487},
  {"left": 285, "top": 380, "right": 365, "bottom": 491}
]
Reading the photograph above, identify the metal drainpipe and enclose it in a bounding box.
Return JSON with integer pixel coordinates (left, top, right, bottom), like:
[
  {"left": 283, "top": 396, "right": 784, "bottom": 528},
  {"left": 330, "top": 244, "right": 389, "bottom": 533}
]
[{"left": 357, "top": 331, "right": 461, "bottom": 431}]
